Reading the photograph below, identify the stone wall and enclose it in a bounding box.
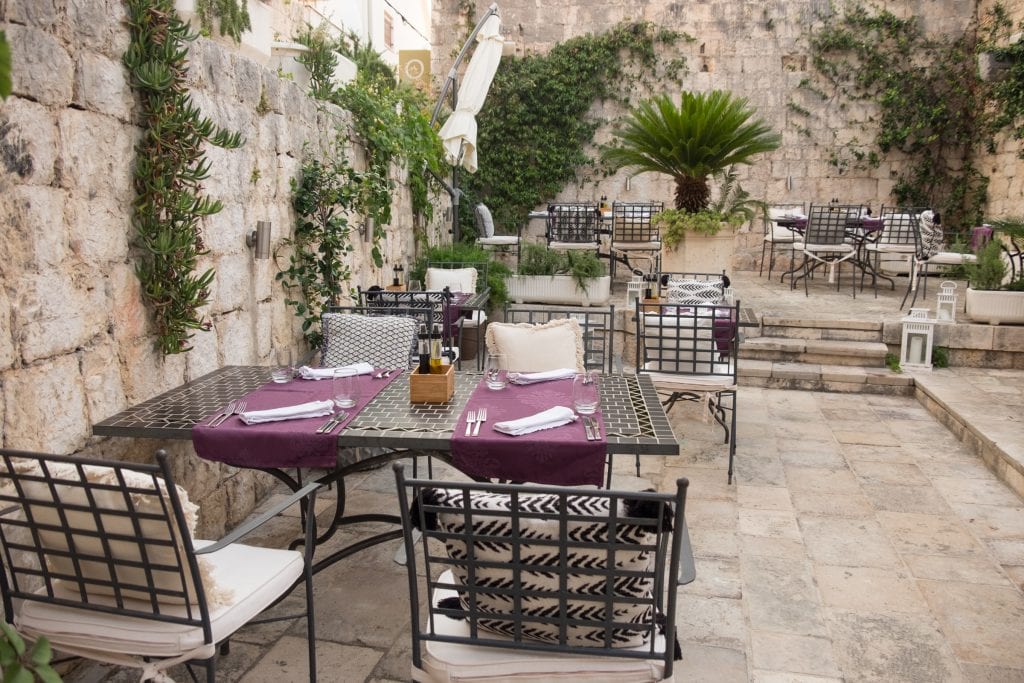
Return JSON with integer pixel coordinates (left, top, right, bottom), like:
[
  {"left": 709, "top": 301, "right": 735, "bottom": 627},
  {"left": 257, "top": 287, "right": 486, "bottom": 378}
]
[
  {"left": 434, "top": 0, "right": 1020, "bottom": 263},
  {"left": 0, "top": 0, "right": 443, "bottom": 535}
]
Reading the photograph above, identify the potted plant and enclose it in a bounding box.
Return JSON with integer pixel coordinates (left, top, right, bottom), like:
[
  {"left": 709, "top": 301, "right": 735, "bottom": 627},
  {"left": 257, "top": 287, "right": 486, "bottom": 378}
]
[
  {"left": 506, "top": 245, "right": 611, "bottom": 306},
  {"left": 409, "top": 242, "right": 512, "bottom": 309},
  {"left": 602, "top": 90, "right": 780, "bottom": 273},
  {"left": 964, "top": 221, "right": 1024, "bottom": 324}
]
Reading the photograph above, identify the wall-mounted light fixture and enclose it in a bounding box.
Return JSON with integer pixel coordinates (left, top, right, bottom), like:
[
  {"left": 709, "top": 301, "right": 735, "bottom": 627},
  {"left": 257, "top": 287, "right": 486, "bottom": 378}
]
[
  {"left": 363, "top": 216, "right": 374, "bottom": 242},
  {"left": 247, "top": 221, "right": 271, "bottom": 259}
]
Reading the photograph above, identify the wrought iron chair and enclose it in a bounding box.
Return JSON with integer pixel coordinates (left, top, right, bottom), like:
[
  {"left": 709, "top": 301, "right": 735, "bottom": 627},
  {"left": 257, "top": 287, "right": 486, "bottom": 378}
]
[
  {"left": 474, "top": 203, "right": 522, "bottom": 262},
  {"left": 425, "top": 260, "right": 490, "bottom": 368},
  {"left": 759, "top": 202, "right": 807, "bottom": 281},
  {"left": 502, "top": 304, "right": 616, "bottom": 373},
  {"left": 635, "top": 299, "right": 740, "bottom": 483},
  {"left": 794, "top": 204, "right": 863, "bottom": 297},
  {"left": 321, "top": 307, "right": 420, "bottom": 369},
  {"left": 357, "top": 288, "right": 464, "bottom": 368},
  {"left": 863, "top": 206, "right": 926, "bottom": 298},
  {"left": 610, "top": 201, "right": 663, "bottom": 278},
  {"left": 901, "top": 209, "right": 977, "bottom": 309},
  {"left": 654, "top": 270, "right": 731, "bottom": 305},
  {"left": 394, "top": 464, "right": 691, "bottom": 683},
  {"left": 546, "top": 202, "right": 602, "bottom": 253},
  {"left": 0, "top": 449, "right": 320, "bottom": 682}
]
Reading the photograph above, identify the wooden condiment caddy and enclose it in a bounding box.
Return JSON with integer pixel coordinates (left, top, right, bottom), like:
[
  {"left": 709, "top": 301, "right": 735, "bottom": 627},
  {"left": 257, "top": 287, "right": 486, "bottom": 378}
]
[{"left": 409, "top": 364, "right": 455, "bottom": 404}]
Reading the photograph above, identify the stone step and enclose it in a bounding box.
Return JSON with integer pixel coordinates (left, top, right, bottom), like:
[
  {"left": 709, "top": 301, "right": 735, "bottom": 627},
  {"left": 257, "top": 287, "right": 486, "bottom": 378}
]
[
  {"left": 759, "top": 316, "right": 884, "bottom": 343},
  {"left": 739, "top": 337, "right": 890, "bottom": 367},
  {"left": 739, "top": 359, "right": 914, "bottom": 395}
]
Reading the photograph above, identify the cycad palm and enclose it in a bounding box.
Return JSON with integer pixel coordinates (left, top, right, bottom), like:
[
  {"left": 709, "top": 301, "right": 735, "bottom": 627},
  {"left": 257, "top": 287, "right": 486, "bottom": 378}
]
[{"left": 603, "top": 91, "right": 781, "bottom": 212}]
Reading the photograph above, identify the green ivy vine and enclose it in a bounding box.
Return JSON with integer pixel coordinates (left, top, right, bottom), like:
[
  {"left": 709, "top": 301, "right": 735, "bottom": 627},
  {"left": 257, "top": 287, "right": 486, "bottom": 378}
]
[
  {"left": 276, "top": 151, "right": 387, "bottom": 349},
  {"left": 123, "top": 0, "right": 243, "bottom": 354},
  {"left": 802, "top": 4, "right": 1019, "bottom": 229},
  {"left": 983, "top": 4, "right": 1024, "bottom": 155},
  {"left": 456, "top": 21, "right": 691, "bottom": 237},
  {"left": 195, "top": 0, "right": 251, "bottom": 43},
  {"left": 0, "top": 30, "right": 10, "bottom": 100}
]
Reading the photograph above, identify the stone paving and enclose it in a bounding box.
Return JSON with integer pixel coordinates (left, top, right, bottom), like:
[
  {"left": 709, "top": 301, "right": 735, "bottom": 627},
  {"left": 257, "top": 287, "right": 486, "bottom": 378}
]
[{"left": 69, "top": 269, "right": 1024, "bottom": 683}]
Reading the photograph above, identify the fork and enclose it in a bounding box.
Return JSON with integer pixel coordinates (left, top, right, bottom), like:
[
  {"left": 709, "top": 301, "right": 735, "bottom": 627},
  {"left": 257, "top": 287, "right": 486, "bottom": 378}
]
[
  {"left": 207, "top": 400, "right": 237, "bottom": 427},
  {"left": 212, "top": 400, "right": 246, "bottom": 427},
  {"left": 473, "top": 408, "right": 487, "bottom": 436},
  {"left": 464, "top": 410, "right": 476, "bottom": 437}
]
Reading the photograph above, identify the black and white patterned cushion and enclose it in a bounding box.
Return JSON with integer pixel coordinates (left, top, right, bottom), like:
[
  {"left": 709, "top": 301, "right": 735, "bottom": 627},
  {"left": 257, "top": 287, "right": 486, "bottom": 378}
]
[
  {"left": 417, "top": 488, "right": 672, "bottom": 649},
  {"left": 918, "top": 210, "right": 944, "bottom": 259},
  {"left": 321, "top": 313, "right": 417, "bottom": 369},
  {"left": 664, "top": 279, "right": 723, "bottom": 306}
]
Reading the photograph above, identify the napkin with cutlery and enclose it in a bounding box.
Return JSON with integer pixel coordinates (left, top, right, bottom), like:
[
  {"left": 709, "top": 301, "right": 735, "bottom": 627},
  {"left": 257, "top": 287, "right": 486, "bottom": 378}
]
[
  {"left": 298, "top": 363, "right": 374, "bottom": 380},
  {"left": 493, "top": 406, "right": 577, "bottom": 436},
  {"left": 240, "top": 400, "right": 335, "bottom": 425},
  {"left": 509, "top": 368, "right": 577, "bottom": 385}
]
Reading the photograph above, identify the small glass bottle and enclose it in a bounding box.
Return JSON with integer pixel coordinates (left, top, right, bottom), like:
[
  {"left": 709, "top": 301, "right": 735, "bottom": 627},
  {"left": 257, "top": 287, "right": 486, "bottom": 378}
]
[
  {"left": 429, "top": 324, "right": 444, "bottom": 373},
  {"left": 418, "top": 324, "right": 431, "bottom": 375}
]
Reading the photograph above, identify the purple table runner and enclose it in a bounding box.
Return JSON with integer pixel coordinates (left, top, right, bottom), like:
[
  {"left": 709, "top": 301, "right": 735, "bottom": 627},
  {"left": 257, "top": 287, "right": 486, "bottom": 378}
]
[
  {"left": 450, "top": 377, "right": 606, "bottom": 486},
  {"left": 192, "top": 371, "right": 402, "bottom": 469}
]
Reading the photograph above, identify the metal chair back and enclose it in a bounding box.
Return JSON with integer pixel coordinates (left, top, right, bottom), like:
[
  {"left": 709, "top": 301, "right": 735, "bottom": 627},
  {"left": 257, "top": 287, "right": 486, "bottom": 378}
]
[
  {"left": 635, "top": 300, "right": 739, "bottom": 379},
  {"left": 804, "top": 204, "right": 863, "bottom": 246},
  {"left": 546, "top": 202, "right": 601, "bottom": 246},
  {"left": 877, "top": 206, "right": 926, "bottom": 248},
  {"left": 611, "top": 201, "right": 662, "bottom": 242}
]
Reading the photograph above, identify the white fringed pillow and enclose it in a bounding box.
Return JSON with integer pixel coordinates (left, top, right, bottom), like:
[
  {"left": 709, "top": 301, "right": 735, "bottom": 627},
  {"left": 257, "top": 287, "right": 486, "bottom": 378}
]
[
  {"left": 426, "top": 267, "right": 478, "bottom": 293},
  {"left": 485, "top": 318, "right": 585, "bottom": 372}
]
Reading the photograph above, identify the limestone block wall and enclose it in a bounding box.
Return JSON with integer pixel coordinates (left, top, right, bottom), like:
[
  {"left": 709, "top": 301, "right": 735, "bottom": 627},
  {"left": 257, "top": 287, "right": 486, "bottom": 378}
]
[
  {"left": 435, "top": 0, "right": 1013, "bottom": 267},
  {"left": 0, "top": 0, "right": 442, "bottom": 535}
]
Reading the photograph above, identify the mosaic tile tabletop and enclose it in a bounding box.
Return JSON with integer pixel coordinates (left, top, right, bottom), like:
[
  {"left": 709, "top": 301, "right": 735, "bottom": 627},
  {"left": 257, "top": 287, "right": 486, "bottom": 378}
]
[{"left": 94, "top": 366, "right": 678, "bottom": 455}]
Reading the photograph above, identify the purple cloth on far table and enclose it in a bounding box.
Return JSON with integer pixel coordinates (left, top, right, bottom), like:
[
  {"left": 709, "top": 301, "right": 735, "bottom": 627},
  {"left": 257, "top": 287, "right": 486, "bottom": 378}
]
[
  {"left": 192, "top": 371, "right": 402, "bottom": 469},
  {"left": 451, "top": 377, "right": 606, "bottom": 487},
  {"left": 971, "top": 225, "right": 994, "bottom": 250}
]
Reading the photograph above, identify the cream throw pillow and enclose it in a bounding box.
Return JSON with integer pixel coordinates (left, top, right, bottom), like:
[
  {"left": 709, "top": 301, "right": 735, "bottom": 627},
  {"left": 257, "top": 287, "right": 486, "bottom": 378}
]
[
  {"left": 15, "top": 461, "right": 233, "bottom": 607},
  {"left": 426, "top": 267, "right": 477, "bottom": 293},
  {"left": 485, "top": 318, "right": 585, "bottom": 372}
]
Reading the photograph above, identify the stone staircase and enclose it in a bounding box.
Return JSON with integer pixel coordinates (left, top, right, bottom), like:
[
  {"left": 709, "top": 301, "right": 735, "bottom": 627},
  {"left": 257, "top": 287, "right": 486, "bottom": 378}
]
[{"left": 738, "top": 316, "right": 915, "bottom": 394}]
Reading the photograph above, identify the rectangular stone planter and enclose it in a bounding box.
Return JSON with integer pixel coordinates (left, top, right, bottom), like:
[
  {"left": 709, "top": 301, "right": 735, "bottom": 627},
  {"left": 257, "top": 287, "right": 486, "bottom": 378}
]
[
  {"left": 660, "top": 226, "right": 738, "bottom": 275},
  {"left": 965, "top": 287, "right": 1024, "bottom": 325},
  {"left": 507, "top": 275, "right": 611, "bottom": 306}
]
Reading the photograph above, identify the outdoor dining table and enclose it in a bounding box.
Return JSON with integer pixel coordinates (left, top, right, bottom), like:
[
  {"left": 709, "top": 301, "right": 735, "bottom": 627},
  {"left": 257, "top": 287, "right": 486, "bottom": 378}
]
[{"left": 92, "top": 365, "right": 679, "bottom": 574}]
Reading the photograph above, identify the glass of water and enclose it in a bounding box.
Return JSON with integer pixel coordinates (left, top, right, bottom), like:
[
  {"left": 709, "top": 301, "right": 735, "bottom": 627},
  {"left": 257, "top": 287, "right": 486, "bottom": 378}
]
[
  {"left": 485, "top": 355, "right": 507, "bottom": 390},
  {"left": 332, "top": 368, "right": 360, "bottom": 408},
  {"left": 271, "top": 348, "right": 293, "bottom": 383},
  {"left": 572, "top": 371, "right": 600, "bottom": 415}
]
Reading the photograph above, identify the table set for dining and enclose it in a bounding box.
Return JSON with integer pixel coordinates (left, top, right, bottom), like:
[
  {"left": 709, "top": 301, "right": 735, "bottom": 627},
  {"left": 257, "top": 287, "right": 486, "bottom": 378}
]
[{"left": 93, "top": 362, "right": 678, "bottom": 573}]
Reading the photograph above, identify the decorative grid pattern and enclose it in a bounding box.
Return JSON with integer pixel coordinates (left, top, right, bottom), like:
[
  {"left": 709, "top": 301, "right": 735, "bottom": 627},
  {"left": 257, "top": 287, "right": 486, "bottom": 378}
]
[{"left": 92, "top": 368, "right": 678, "bottom": 456}]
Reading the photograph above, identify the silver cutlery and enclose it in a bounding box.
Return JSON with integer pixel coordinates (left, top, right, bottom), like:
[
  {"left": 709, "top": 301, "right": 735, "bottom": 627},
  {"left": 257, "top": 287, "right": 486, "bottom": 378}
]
[
  {"left": 588, "top": 416, "right": 600, "bottom": 440},
  {"left": 582, "top": 416, "right": 595, "bottom": 440},
  {"left": 207, "top": 400, "right": 237, "bottom": 427},
  {"left": 465, "top": 410, "right": 476, "bottom": 437},
  {"left": 211, "top": 400, "right": 246, "bottom": 427},
  {"left": 473, "top": 408, "right": 487, "bottom": 436},
  {"left": 317, "top": 411, "right": 347, "bottom": 434},
  {"left": 374, "top": 369, "right": 386, "bottom": 379}
]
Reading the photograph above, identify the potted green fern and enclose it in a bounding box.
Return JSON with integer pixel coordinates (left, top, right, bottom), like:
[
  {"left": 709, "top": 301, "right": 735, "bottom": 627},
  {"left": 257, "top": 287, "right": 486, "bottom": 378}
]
[
  {"left": 964, "top": 221, "right": 1024, "bottom": 324},
  {"left": 507, "top": 245, "right": 611, "bottom": 306},
  {"left": 603, "top": 91, "right": 780, "bottom": 273}
]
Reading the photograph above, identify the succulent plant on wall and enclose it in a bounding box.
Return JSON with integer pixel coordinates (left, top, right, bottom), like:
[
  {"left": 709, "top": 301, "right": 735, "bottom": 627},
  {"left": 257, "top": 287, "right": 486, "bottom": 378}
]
[{"left": 123, "top": 0, "right": 244, "bottom": 354}]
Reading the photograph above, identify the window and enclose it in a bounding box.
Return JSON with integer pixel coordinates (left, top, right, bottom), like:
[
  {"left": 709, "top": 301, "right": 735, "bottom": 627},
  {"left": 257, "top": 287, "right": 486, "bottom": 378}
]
[{"left": 384, "top": 12, "right": 394, "bottom": 50}]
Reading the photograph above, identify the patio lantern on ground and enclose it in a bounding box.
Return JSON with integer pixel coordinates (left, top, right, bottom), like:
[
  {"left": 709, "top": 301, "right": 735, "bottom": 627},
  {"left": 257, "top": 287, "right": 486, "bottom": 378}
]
[
  {"left": 936, "top": 281, "right": 957, "bottom": 323},
  {"left": 900, "top": 307, "right": 936, "bottom": 371},
  {"left": 626, "top": 276, "right": 644, "bottom": 309}
]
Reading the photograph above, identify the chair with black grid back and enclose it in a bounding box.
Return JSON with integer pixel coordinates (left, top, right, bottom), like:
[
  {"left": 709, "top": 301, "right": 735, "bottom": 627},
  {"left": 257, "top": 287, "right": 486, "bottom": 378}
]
[
  {"left": 636, "top": 299, "right": 740, "bottom": 483},
  {"left": 425, "top": 260, "right": 489, "bottom": 367},
  {"left": 759, "top": 202, "right": 807, "bottom": 281},
  {"left": 901, "top": 209, "right": 977, "bottom": 309},
  {"left": 863, "top": 206, "right": 926, "bottom": 298},
  {"left": 794, "top": 204, "right": 862, "bottom": 297},
  {"left": 393, "top": 463, "right": 690, "bottom": 683},
  {"left": 610, "top": 201, "right": 663, "bottom": 278},
  {"left": 655, "top": 270, "right": 731, "bottom": 306},
  {"left": 0, "top": 449, "right": 320, "bottom": 682},
  {"left": 357, "top": 288, "right": 464, "bottom": 367},
  {"left": 502, "top": 304, "right": 616, "bottom": 373},
  {"left": 474, "top": 203, "right": 522, "bottom": 262},
  {"left": 546, "top": 202, "right": 602, "bottom": 253},
  {"left": 322, "top": 306, "right": 420, "bottom": 369}
]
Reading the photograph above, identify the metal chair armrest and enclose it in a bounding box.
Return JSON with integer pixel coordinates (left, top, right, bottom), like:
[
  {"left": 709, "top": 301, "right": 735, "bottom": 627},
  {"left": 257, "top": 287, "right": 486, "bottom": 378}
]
[{"left": 197, "top": 481, "right": 323, "bottom": 554}]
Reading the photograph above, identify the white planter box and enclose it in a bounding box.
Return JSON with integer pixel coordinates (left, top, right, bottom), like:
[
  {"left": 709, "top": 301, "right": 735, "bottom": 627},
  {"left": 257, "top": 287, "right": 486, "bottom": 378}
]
[
  {"left": 965, "top": 287, "right": 1024, "bottom": 325},
  {"left": 507, "top": 275, "right": 611, "bottom": 306}
]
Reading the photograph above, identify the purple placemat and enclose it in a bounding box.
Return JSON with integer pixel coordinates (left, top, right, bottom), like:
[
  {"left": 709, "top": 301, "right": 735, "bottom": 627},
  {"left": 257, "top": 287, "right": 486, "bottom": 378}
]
[
  {"left": 192, "top": 370, "right": 403, "bottom": 468},
  {"left": 451, "top": 377, "right": 606, "bottom": 486}
]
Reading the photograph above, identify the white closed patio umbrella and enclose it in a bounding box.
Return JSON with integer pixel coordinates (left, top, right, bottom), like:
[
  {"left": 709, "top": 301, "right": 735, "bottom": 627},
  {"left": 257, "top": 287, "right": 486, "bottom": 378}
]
[{"left": 436, "top": 12, "right": 503, "bottom": 173}]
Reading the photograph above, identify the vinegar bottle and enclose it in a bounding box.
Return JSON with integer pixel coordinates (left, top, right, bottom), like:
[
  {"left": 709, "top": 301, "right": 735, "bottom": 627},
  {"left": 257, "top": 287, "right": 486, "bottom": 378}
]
[{"left": 429, "top": 324, "right": 444, "bottom": 373}]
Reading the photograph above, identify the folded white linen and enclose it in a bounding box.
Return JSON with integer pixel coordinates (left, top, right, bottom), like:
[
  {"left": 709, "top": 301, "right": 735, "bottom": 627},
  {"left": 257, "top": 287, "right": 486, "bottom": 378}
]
[
  {"left": 509, "top": 368, "right": 577, "bottom": 385},
  {"left": 298, "top": 363, "right": 374, "bottom": 380},
  {"left": 240, "top": 400, "right": 335, "bottom": 425},
  {"left": 493, "top": 406, "right": 577, "bottom": 436}
]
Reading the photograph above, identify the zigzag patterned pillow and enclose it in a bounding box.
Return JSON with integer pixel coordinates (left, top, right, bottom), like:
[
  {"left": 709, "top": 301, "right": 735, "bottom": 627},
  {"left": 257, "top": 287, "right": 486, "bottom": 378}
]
[
  {"left": 665, "top": 278, "right": 723, "bottom": 306},
  {"left": 418, "top": 488, "right": 671, "bottom": 649}
]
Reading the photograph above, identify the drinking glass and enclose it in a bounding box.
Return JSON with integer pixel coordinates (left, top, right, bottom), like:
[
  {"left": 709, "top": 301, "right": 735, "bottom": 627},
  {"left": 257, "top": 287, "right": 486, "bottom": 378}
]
[
  {"left": 271, "top": 348, "right": 293, "bottom": 383},
  {"left": 572, "top": 371, "right": 600, "bottom": 415},
  {"left": 332, "top": 368, "right": 360, "bottom": 408},
  {"left": 485, "top": 355, "right": 507, "bottom": 390},
  {"left": 408, "top": 279, "right": 423, "bottom": 291}
]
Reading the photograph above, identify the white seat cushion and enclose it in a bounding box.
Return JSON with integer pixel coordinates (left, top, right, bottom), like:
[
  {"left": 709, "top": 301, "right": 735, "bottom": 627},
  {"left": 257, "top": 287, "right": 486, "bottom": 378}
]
[
  {"left": 866, "top": 243, "right": 915, "bottom": 253},
  {"left": 476, "top": 236, "right": 519, "bottom": 246},
  {"left": 765, "top": 226, "right": 798, "bottom": 242},
  {"left": 414, "top": 571, "right": 672, "bottom": 683},
  {"left": 485, "top": 318, "right": 585, "bottom": 372},
  {"left": 613, "top": 241, "right": 661, "bottom": 251},
  {"left": 17, "top": 540, "right": 304, "bottom": 659},
  {"left": 426, "top": 267, "right": 478, "bottom": 293},
  {"left": 804, "top": 243, "right": 854, "bottom": 253},
  {"left": 549, "top": 241, "right": 599, "bottom": 250},
  {"left": 926, "top": 252, "right": 977, "bottom": 265},
  {"left": 645, "top": 369, "right": 736, "bottom": 392}
]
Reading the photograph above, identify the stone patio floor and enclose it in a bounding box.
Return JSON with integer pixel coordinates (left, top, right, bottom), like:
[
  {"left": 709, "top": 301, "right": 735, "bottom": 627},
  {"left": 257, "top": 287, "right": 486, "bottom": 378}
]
[{"left": 72, "top": 269, "right": 1024, "bottom": 683}]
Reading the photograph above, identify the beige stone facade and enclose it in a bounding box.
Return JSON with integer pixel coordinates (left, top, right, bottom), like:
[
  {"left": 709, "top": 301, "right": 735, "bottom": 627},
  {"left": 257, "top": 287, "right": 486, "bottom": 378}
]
[{"left": 0, "top": 0, "right": 444, "bottom": 534}]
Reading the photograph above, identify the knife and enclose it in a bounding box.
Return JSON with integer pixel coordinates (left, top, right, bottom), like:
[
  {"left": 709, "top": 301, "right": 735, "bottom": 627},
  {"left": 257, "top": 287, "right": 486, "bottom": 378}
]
[
  {"left": 588, "top": 416, "right": 600, "bottom": 440},
  {"left": 316, "top": 412, "right": 347, "bottom": 434},
  {"left": 582, "top": 416, "right": 594, "bottom": 440}
]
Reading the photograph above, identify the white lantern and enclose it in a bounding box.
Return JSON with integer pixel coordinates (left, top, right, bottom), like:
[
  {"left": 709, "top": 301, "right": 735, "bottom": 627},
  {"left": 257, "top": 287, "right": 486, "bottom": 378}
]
[
  {"left": 626, "top": 276, "right": 644, "bottom": 309},
  {"left": 900, "top": 307, "right": 936, "bottom": 371},
  {"left": 936, "top": 280, "right": 957, "bottom": 323}
]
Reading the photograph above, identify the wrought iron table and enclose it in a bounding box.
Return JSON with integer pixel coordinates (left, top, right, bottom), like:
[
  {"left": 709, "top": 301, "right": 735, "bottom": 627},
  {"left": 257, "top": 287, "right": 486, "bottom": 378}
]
[{"left": 93, "top": 366, "right": 680, "bottom": 573}]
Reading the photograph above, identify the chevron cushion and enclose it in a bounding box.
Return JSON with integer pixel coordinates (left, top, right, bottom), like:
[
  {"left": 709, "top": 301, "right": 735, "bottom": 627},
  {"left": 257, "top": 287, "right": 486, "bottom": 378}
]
[
  {"left": 664, "top": 278, "right": 723, "bottom": 306},
  {"left": 419, "top": 488, "right": 667, "bottom": 649}
]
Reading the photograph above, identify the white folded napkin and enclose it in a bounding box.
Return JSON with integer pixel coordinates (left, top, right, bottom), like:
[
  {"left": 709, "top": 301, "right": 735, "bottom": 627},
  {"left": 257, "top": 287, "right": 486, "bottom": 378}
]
[
  {"left": 509, "top": 368, "right": 577, "bottom": 385},
  {"left": 240, "top": 400, "right": 335, "bottom": 425},
  {"left": 493, "top": 406, "right": 577, "bottom": 436},
  {"left": 298, "top": 363, "right": 374, "bottom": 380}
]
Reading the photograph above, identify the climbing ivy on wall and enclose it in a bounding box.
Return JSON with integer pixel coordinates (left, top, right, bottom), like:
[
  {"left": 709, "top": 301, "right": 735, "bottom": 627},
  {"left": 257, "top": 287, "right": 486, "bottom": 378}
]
[
  {"left": 195, "top": 0, "right": 251, "bottom": 43},
  {"left": 456, "top": 21, "right": 690, "bottom": 236},
  {"left": 802, "top": 4, "right": 1018, "bottom": 229},
  {"left": 123, "top": 0, "right": 243, "bottom": 354},
  {"left": 984, "top": 4, "right": 1024, "bottom": 155}
]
